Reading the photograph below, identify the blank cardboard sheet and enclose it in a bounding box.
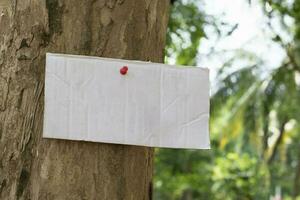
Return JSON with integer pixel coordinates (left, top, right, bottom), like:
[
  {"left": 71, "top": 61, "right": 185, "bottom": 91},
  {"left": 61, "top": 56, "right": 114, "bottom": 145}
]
[{"left": 43, "top": 53, "right": 210, "bottom": 149}]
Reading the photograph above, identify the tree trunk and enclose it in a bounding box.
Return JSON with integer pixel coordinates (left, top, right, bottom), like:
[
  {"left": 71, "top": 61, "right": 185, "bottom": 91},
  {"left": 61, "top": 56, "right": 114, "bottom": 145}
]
[{"left": 0, "top": 0, "right": 169, "bottom": 199}]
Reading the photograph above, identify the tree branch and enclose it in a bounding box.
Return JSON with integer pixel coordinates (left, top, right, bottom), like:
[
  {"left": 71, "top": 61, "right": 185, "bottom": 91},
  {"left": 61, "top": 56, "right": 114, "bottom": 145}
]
[{"left": 267, "top": 119, "right": 288, "bottom": 164}]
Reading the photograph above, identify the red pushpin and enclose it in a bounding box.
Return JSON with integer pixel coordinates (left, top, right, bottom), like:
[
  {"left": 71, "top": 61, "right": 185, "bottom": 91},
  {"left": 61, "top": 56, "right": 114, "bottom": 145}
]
[{"left": 120, "top": 66, "right": 128, "bottom": 75}]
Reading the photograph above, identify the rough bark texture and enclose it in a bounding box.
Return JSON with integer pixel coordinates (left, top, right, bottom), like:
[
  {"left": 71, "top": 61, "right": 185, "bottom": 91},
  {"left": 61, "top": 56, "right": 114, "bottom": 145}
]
[{"left": 0, "top": 0, "right": 169, "bottom": 199}]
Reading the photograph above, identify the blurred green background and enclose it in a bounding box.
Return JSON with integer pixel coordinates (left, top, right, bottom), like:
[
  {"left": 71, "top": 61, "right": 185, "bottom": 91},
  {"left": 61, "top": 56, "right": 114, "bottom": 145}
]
[{"left": 154, "top": 0, "right": 300, "bottom": 199}]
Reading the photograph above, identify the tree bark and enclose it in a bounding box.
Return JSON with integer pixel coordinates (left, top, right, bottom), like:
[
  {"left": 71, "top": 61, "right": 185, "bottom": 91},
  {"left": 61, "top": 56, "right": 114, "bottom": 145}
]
[{"left": 0, "top": 0, "right": 169, "bottom": 199}]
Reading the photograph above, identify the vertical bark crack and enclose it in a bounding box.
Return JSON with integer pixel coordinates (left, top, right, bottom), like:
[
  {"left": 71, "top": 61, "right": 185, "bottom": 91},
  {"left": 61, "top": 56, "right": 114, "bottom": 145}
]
[
  {"left": 16, "top": 169, "right": 30, "bottom": 199},
  {"left": 46, "top": 0, "right": 64, "bottom": 37}
]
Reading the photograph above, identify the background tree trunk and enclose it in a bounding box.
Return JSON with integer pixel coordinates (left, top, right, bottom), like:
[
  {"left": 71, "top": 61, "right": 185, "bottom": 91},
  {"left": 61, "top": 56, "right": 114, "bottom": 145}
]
[{"left": 0, "top": 0, "right": 169, "bottom": 199}]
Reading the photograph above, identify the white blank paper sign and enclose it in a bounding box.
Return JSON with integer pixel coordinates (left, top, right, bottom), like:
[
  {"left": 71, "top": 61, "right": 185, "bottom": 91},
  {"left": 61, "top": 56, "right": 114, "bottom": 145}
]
[{"left": 43, "top": 53, "right": 210, "bottom": 149}]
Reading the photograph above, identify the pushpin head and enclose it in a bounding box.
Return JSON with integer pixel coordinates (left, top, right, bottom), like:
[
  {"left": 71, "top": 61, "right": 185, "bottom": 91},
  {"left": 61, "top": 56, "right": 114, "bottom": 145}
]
[{"left": 120, "top": 66, "right": 128, "bottom": 75}]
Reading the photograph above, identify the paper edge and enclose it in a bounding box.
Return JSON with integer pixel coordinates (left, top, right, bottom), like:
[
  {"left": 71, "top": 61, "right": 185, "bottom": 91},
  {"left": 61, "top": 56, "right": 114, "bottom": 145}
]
[
  {"left": 46, "top": 53, "right": 210, "bottom": 72},
  {"left": 42, "top": 135, "right": 211, "bottom": 150}
]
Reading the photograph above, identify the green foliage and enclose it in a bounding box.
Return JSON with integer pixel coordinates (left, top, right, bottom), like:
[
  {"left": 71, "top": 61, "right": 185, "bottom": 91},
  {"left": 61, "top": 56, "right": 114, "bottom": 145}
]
[
  {"left": 155, "top": 0, "right": 300, "bottom": 199},
  {"left": 154, "top": 149, "right": 213, "bottom": 199},
  {"left": 212, "top": 153, "right": 270, "bottom": 200},
  {"left": 165, "top": 0, "right": 205, "bottom": 66}
]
